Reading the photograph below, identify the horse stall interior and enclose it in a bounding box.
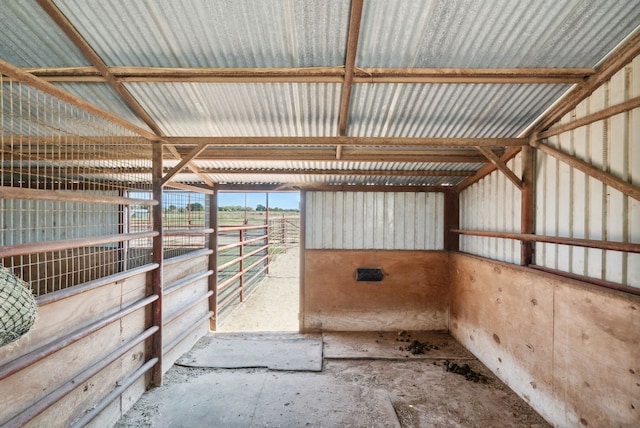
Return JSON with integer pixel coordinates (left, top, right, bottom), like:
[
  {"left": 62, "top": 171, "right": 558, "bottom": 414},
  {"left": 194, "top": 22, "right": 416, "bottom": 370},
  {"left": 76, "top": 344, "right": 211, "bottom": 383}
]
[{"left": 1, "top": 1, "right": 640, "bottom": 427}]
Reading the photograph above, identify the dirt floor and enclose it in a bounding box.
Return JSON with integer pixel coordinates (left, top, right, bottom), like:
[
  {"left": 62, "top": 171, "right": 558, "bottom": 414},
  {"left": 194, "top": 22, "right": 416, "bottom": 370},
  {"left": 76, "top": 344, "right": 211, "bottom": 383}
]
[
  {"left": 117, "top": 247, "right": 549, "bottom": 427},
  {"left": 217, "top": 246, "right": 300, "bottom": 332}
]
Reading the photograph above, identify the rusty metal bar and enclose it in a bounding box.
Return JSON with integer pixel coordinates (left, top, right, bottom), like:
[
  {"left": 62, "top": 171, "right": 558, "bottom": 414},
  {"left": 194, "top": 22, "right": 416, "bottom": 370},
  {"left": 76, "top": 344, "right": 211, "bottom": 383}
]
[
  {"left": 2, "top": 326, "right": 158, "bottom": 427},
  {"left": 164, "top": 270, "right": 213, "bottom": 296},
  {"left": 530, "top": 265, "right": 640, "bottom": 297},
  {"left": 0, "top": 231, "right": 158, "bottom": 259},
  {"left": 162, "top": 228, "right": 214, "bottom": 236},
  {"left": 218, "top": 224, "right": 268, "bottom": 232},
  {"left": 209, "top": 191, "right": 218, "bottom": 330},
  {"left": 163, "top": 291, "right": 214, "bottom": 326},
  {"left": 218, "top": 235, "right": 267, "bottom": 252},
  {"left": 0, "top": 294, "right": 158, "bottom": 381}
]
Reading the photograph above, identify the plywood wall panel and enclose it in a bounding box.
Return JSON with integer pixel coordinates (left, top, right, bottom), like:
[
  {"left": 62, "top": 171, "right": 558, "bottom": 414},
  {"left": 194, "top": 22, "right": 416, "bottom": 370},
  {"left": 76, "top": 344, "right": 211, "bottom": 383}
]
[
  {"left": 303, "top": 250, "right": 449, "bottom": 331},
  {"left": 450, "top": 253, "right": 640, "bottom": 426}
]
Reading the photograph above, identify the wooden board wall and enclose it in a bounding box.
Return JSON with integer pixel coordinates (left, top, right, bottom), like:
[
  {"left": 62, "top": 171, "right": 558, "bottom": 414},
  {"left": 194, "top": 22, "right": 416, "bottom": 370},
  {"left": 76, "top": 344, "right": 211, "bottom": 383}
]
[
  {"left": 303, "top": 249, "right": 449, "bottom": 331},
  {"left": 0, "top": 268, "right": 153, "bottom": 427},
  {"left": 162, "top": 250, "right": 213, "bottom": 372},
  {"left": 450, "top": 253, "right": 640, "bottom": 427}
]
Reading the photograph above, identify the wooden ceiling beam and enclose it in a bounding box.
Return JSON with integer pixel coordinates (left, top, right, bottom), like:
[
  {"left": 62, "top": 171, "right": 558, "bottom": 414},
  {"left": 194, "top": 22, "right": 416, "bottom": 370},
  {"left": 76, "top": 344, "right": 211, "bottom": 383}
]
[
  {"left": 530, "top": 27, "right": 640, "bottom": 135},
  {"left": 166, "top": 136, "right": 526, "bottom": 147},
  {"left": 36, "top": 0, "right": 165, "bottom": 138},
  {"left": 215, "top": 183, "right": 455, "bottom": 193},
  {"left": 161, "top": 142, "right": 210, "bottom": 185},
  {"left": 476, "top": 146, "right": 523, "bottom": 190},
  {"left": 23, "top": 66, "right": 593, "bottom": 84},
  {"left": 455, "top": 146, "right": 522, "bottom": 192}
]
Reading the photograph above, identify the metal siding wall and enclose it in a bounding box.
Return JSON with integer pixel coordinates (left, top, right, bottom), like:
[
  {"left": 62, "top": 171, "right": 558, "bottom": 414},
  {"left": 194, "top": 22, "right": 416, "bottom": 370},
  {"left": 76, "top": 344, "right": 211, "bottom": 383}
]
[
  {"left": 536, "top": 56, "right": 640, "bottom": 288},
  {"left": 305, "top": 191, "right": 444, "bottom": 250},
  {"left": 459, "top": 153, "right": 522, "bottom": 264}
]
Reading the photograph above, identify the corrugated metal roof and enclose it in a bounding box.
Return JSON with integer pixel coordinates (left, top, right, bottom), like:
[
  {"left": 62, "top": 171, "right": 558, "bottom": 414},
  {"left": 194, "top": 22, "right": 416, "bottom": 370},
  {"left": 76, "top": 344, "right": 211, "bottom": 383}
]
[
  {"left": 0, "top": 0, "right": 90, "bottom": 67},
  {"left": 358, "top": 0, "right": 640, "bottom": 68},
  {"left": 54, "top": 0, "right": 350, "bottom": 68},
  {"left": 125, "top": 82, "right": 341, "bottom": 136},
  {"left": 55, "top": 83, "right": 152, "bottom": 132},
  {"left": 348, "top": 83, "right": 571, "bottom": 138},
  {"left": 185, "top": 160, "right": 484, "bottom": 172}
]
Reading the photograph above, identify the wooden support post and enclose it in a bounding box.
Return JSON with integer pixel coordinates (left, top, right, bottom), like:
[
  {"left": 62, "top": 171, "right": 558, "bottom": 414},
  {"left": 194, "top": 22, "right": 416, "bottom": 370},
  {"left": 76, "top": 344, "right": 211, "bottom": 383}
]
[
  {"left": 208, "top": 190, "right": 218, "bottom": 331},
  {"left": 521, "top": 145, "right": 534, "bottom": 266},
  {"left": 151, "top": 142, "right": 164, "bottom": 386},
  {"left": 239, "top": 229, "right": 245, "bottom": 302},
  {"left": 266, "top": 192, "right": 270, "bottom": 274},
  {"left": 443, "top": 192, "right": 460, "bottom": 251}
]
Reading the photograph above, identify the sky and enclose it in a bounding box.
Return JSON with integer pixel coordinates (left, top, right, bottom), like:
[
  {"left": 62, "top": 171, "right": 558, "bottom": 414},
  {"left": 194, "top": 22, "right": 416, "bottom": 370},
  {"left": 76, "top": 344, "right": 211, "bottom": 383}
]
[{"left": 218, "top": 192, "right": 300, "bottom": 210}]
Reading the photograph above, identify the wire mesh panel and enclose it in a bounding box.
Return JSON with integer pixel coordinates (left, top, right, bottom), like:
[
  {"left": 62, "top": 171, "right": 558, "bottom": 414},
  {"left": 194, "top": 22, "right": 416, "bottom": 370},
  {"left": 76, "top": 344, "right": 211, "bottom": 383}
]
[
  {"left": 162, "top": 190, "right": 210, "bottom": 259},
  {"left": 1, "top": 74, "right": 155, "bottom": 296}
]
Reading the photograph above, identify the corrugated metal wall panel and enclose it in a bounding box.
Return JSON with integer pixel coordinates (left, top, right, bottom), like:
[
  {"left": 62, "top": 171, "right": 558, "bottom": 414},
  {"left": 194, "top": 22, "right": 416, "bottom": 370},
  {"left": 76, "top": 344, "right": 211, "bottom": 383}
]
[
  {"left": 305, "top": 191, "right": 444, "bottom": 250},
  {"left": 358, "top": 0, "right": 640, "bottom": 68},
  {"left": 459, "top": 153, "right": 522, "bottom": 264},
  {"left": 536, "top": 56, "right": 640, "bottom": 288}
]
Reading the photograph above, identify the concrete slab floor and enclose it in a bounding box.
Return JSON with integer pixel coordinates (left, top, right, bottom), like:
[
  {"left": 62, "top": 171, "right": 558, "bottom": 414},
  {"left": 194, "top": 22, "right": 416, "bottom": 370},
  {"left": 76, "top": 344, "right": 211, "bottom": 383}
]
[{"left": 117, "top": 332, "right": 550, "bottom": 427}]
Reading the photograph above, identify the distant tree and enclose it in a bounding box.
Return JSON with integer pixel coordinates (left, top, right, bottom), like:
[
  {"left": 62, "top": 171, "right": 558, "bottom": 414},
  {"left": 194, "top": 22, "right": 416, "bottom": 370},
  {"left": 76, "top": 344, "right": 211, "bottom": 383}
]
[
  {"left": 256, "top": 204, "right": 266, "bottom": 211},
  {"left": 188, "top": 202, "right": 204, "bottom": 211},
  {"left": 168, "top": 205, "right": 177, "bottom": 212}
]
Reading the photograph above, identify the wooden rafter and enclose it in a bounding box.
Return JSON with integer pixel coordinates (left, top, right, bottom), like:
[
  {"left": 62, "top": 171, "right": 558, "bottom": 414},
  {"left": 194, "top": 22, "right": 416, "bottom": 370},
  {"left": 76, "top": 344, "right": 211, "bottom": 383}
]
[
  {"left": 455, "top": 147, "right": 522, "bottom": 192},
  {"left": 37, "top": 0, "right": 213, "bottom": 186},
  {"left": 531, "top": 27, "right": 640, "bottom": 135},
  {"left": 36, "top": 0, "right": 163, "bottom": 136},
  {"left": 161, "top": 142, "right": 210, "bottom": 185},
  {"left": 475, "top": 147, "right": 523, "bottom": 190},
  {"left": 337, "top": 0, "right": 364, "bottom": 158},
  {"left": 532, "top": 140, "right": 640, "bottom": 202},
  {"left": 23, "top": 66, "right": 593, "bottom": 84},
  {"left": 0, "top": 59, "right": 156, "bottom": 140}
]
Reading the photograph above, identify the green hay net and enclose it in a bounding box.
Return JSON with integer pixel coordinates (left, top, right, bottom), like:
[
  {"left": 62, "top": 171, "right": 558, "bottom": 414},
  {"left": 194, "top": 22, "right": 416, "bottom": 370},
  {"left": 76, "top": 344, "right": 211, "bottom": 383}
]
[{"left": 0, "top": 266, "right": 37, "bottom": 346}]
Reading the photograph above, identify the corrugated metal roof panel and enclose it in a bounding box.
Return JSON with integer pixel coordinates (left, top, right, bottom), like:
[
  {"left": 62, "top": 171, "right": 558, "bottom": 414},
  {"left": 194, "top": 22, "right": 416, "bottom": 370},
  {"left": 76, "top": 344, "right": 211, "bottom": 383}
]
[
  {"left": 0, "top": 0, "right": 90, "bottom": 67},
  {"left": 348, "top": 83, "right": 571, "bottom": 138},
  {"left": 55, "top": 83, "right": 152, "bottom": 132},
  {"left": 188, "top": 160, "right": 484, "bottom": 172},
  {"left": 55, "top": 0, "right": 350, "bottom": 68},
  {"left": 126, "top": 82, "right": 341, "bottom": 136},
  {"left": 358, "top": 0, "right": 640, "bottom": 68}
]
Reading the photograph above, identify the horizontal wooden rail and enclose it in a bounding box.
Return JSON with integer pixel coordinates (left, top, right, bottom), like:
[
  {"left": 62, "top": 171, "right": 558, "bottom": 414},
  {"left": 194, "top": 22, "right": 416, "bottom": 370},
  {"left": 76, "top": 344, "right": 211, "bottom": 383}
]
[
  {"left": 163, "top": 228, "right": 214, "bottom": 236},
  {"left": 163, "top": 311, "right": 213, "bottom": 355},
  {"left": 0, "top": 294, "right": 158, "bottom": 381},
  {"left": 3, "top": 326, "right": 159, "bottom": 427},
  {"left": 453, "top": 229, "right": 640, "bottom": 253},
  {"left": 0, "top": 231, "right": 158, "bottom": 258},
  {"left": 0, "top": 186, "right": 158, "bottom": 206},
  {"left": 70, "top": 357, "right": 158, "bottom": 428},
  {"left": 162, "top": 248, "right": 213, "bottom": 267}
]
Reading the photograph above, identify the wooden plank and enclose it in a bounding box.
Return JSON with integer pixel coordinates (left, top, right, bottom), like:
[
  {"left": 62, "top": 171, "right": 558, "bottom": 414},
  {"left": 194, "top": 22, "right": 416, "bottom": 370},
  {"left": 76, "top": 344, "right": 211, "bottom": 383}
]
[
  {"left": 533, "top": 140, "right": 640, "bottom": 201},
  {"left": 538, "top": 95, "right": 640, "bottom": 139},
  {"left": 0, "top": 59, "right": 157, "bottom": 141},
  {"left": 552, "top": 276, "right": 640, "bottom": 426},
  {"left": 532, "top": 27, "right": 640, "bottom": 135},
  {"left": 161, "top": 142, "right": 210, "bottom": 185},
  {"left": 167, "top": 136, "right": 526, "bottom": 147},
  {"left": 303, "top": 250, "right": 449, "bottom": 331},
  {"left": 189, "top": 167, "right": 475, "bottom": 177},
  {"left": 151, "top": 143, "right": 163, "bottom": 387},
  {"left": 338, "top": 0, "right": 364, "bottom": 136},
  {"left": 0, "top": 186, "right": 158, "bottom": 206},
  {"left": 444, "top": 192, "right": 460, "bottom": 251},
  {"left": 449, "top": 254, "right": 556, "bottom": 423},
  {"left": 26, "top": 66, "right": 593, "bottom": 84},
  {"left": 456, "top": 147, "right": 522, "bottom": 191},
  {"left": 476, "top": 146, "right": 524, "bottom": 190},
  {"left": 520, "top": 146, "right": 534, "bottom": 265},
  {"left": 36, "top": 0, "right": 165, "bottom": 137}
]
